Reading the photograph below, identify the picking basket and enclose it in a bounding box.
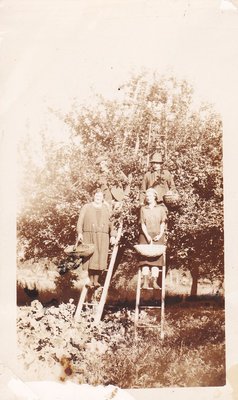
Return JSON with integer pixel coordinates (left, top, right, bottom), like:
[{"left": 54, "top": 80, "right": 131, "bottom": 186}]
[
  {"left": 163, "top": 192, "right": 180, "bottom": 207},
  {"left": 134, "top": 244, "right": 166, "bottom": 257},
  {"left": 64, "top": 243, "right": 95, "bottom": 257}
]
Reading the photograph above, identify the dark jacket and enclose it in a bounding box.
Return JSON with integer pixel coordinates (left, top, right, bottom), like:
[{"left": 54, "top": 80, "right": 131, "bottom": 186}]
[{"left": 140, "top": 169, "right": 175, "bottom": 203}]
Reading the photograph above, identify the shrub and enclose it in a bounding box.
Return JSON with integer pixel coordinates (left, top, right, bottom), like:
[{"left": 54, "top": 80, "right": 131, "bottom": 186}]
[{"left": 17, "top": 301, "right": 225, "bottom": 388}]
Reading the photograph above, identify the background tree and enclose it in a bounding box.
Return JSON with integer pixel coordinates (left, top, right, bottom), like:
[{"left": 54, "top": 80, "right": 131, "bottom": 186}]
[{"left": 17, "top": 72, "right": 223, "bottom": 295}]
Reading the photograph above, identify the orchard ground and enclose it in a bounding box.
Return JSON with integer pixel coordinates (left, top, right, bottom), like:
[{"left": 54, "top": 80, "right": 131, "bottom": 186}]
[
  {"left": 17, "top": 298, "right": 225, "bottom": 388},
  {"left": 16, "top": 254, "right": 225, "bottom": 389}
]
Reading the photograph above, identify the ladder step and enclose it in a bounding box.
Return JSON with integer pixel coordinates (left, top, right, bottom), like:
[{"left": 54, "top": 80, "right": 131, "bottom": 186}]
[
  {"left": 136, "top": 324, "right": 160, "bottom": 328},
  {"left": 135, "top": 260, "right": 166, "bottom": 339},
  {"left": 86, "top": 285, "right": 104, "bottom": 291},
  {"left": 139, "top": 306, "right": 161, "bottom": 309}
]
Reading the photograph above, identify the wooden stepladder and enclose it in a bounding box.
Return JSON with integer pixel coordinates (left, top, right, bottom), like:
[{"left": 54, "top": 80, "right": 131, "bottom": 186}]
[
  {"left": 74, "top": 223, "right": 123, "bottom": 324},
  {"left": 134, "top": 247, "right": 166, "bottom": 340}
]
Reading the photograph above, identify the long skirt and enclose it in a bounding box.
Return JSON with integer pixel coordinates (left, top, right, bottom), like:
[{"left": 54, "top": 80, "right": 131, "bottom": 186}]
[{"left": 82, "top": 231, "right": 109, "bottom": 271}]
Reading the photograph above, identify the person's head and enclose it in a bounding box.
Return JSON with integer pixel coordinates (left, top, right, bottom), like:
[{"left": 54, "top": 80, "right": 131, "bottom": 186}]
[
  {"left": 95, "top": 156, "right": 109, "bottom": 173},
  {"left": 150, "top": 152, "right": 163, "bottom": 172},
  {"left": 145, "top": 188, "right": 158, "bottom": 205},
  {"left": 93, "top": 189, "right": 104, "bottom": 205}
]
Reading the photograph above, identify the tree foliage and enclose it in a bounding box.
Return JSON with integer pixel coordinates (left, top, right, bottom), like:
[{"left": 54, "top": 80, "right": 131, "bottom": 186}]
[{"left": 17, "top": 73, "right": 224, "bottom": 285}]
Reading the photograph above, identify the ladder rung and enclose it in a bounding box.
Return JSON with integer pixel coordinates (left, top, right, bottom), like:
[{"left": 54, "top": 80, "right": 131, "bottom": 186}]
[
  {"left": 139, "top": 306, "right": 161, "bottom": 309},
  {"left": 84, "top": 302, "right": 98, "bottom": 306},
  {"left": 136, "top": 324, "right": 160, "bottom": 328},
  {"left": 85, "top": 285, "right": 104, "bottom": 290},
  {"left": 139, "top": 268, "right": 163, "bottom": 272}
]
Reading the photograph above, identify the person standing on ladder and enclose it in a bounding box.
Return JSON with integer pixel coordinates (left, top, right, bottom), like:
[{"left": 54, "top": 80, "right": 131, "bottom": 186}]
[
  {"left": 96, "top": 155, "right": 132, "bottom": 210},
  {"left": 138, "top": 188, "right": 167, "bottom": 289},
  {"left": 95, "top": 155, "right": 133, "bottom": 277},
  {"left": 140, "top": 152, "right": 176, "bottom": 206},
  {"left": 75, "top": 189, "right": 117, "bottom": 288}
]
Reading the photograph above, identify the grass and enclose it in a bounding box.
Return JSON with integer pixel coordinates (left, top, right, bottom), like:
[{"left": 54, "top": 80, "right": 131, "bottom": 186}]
[{"left": 17, "top": 300, "right": 225, "bottom": 388}]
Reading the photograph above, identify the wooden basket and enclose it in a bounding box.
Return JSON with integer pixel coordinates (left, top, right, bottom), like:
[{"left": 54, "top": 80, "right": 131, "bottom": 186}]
[{"left": 134, "top": 244, "right": 166, "bottom": 257}]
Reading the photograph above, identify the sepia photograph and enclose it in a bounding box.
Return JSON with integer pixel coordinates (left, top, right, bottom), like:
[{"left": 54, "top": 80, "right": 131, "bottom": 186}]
[{"left": 1, "top": 1, "right": 238, "bottom": 399}]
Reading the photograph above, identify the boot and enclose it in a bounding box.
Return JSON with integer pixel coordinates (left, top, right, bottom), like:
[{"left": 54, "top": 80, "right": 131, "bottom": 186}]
[
  {"left": 142, "top": 275, "right": 149, "bottom": 289},
  {"left": 152, "top": 277, "right": 161, "bottom": 290}
]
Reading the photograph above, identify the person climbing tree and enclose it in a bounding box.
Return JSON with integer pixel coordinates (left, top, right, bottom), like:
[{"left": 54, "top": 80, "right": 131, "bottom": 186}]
[
  {"left": 140, "top": 152, "right": 176, "bottom": 206},
  {"left": 96, "top": 155, "right": 132, "bottom": 210}
]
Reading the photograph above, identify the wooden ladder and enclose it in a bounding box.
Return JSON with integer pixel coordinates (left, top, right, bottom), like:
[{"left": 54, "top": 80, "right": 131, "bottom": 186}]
[
  {"left": 74, "top": 223, "right": 123, "bottom": 324},
  {"left": 134, "top": 247, "right": 166, "bottom": 340}
]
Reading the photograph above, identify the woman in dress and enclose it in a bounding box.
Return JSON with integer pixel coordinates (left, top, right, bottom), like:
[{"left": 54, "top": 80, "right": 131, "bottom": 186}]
[
  {"left": 138, "top": 188, "right": 167, "bottom": 289},
  {"left": 76, "top": 189, "right": 116, "bottom": 288}
]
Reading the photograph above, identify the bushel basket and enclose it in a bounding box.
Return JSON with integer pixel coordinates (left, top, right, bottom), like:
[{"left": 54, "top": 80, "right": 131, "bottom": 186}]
[
  {"left": 64, "top": 243, "right": 95, "bottom": 257},
  {"left": 134, "top": 244, "right": 166, "bottom": 258},
  {"left": 163, "top": 192, "right": 180, "bottom": 207}
]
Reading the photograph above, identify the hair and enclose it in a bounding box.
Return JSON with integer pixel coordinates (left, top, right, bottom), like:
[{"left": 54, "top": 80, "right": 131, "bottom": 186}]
[
  {"left": 92, "top": 188, "right": 104, "bottom": 197},
  {"left": 145, "top": 188, "right": 158, "bottom": 203}
]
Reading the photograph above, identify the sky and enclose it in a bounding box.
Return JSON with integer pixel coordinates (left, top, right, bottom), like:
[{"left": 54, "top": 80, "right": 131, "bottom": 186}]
[
  {"left": 1, "top": 0, "right": 238, "bottom": 141},
  {"left": 0, "top": 1, "right": 238, "bottom": 398}
]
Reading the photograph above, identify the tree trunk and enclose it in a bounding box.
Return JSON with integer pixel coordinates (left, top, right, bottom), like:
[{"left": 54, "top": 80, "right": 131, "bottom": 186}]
[{"left": 190, "top": 264, "right": 199, "bottom": 296}]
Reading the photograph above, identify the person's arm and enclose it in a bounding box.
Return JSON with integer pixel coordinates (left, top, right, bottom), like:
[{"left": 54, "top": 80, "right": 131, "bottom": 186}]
[
  {"left": 140, "top": 207, "right": 152, "bottom": 243},
  {"left": 167, "top": 171, "right": 176, "bottom": 192},
  {"left": 141, "top": 223, "right": 153, "bottom": 243},
  {"left": 75, "top": 204, "right": 88, "bottom": 245},
  {"left": 109, "top": 220, "right": 118, "bottom": 245},
  {"left": 153, "top": 222, "right": 165, "bottom": 242},
  {"left": 107, "top": 206, "right": 118, "bottom": 245},
  {"left": 139, "top": 173, "right": 148, "bottom": 205},
  {"left": 153, "top": 207, "right": 167, "bottom": 241}
]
